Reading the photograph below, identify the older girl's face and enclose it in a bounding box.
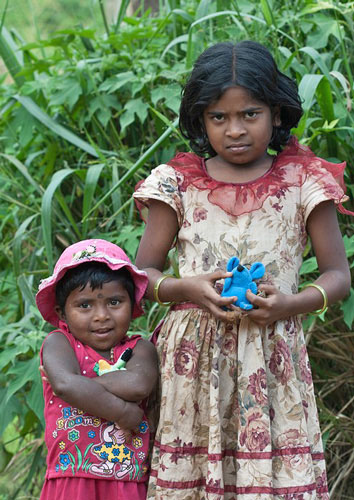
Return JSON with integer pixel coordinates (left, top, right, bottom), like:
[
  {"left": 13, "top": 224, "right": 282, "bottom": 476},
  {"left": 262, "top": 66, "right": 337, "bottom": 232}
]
[{"left": 203, "top": 86, "right": 280, "bottom": 180}]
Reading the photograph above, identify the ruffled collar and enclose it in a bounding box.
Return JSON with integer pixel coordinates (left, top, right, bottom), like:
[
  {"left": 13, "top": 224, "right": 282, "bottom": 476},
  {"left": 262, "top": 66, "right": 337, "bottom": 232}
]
[{"left": 167, "top": 136, "right": 352, "bottom": 217}]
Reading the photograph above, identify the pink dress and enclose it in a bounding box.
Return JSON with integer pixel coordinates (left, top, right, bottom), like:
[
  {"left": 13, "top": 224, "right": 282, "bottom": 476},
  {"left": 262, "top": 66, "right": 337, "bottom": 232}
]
[
  {"left": 39, "top": 325, "right": 150, "bottom": 500},
  {"left": 134, "top": 138, "right": 350, "bottom": 499}
]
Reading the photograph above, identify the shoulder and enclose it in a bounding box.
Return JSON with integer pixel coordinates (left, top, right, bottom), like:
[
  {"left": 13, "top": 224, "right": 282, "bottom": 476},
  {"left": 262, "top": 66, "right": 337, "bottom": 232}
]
[
  {"left": 42, "top": 329, "right": 73, "bottom": 350},
  {"left": 147, "top": 151, "right": 205, "bottom": 182},
  {"left": 167, "top": 151, "right": 204, "bottom": 170},
  {"left": 133, "top": 337, "right": 157, "bottom": 358}
]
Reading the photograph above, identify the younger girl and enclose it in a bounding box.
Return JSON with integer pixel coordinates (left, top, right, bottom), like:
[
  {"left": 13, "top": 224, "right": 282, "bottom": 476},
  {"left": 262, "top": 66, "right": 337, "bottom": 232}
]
[
  {"left": 134, "top": 41, "right": 352, "bottom": 499},
  {"left": 36, "top": 239, "right": 158, "bottom": 499}
]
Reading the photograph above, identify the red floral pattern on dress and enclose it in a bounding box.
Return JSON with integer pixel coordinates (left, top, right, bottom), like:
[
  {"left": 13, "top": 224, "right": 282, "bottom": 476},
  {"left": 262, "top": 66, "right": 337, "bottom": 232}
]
[
  {"left": 239, "top": 407, "right": 271, "bottom": 451},
  {"left": 247, "top": 368, "right": 268, "bottom": 405},
  {"left": 193, "top": 207, "right": 208, "bottom": 222},
  {"left": 299, "top": 344, "right": 313, "bottom": 385},
  {"left": 173, "top": 339, "right": 199, "bottom": 379},
  {"left": 275, "top": 429, "right": 310, "bottom": 472},
  {"left": 269, "top": 338, "right": 293, "bottom": 385},
  {"left": 167, "top": 136, "right": 352, "bottom": 217}
]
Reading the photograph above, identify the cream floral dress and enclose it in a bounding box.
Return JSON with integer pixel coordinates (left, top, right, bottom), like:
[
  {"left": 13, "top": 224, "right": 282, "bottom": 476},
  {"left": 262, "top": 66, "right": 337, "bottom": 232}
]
[{"left": 134, "top": 138, "right": 349, "bottom": 500}]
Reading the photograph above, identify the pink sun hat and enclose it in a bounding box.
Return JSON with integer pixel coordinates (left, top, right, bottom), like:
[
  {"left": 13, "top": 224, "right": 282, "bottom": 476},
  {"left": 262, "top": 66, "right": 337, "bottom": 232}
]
[{"left": 36, "top": 239, "right": 148, "bottom": 327}]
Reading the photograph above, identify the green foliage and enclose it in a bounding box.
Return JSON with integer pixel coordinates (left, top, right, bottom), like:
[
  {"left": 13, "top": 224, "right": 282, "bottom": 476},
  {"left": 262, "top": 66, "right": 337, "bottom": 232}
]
[{"left": 0, "top": 0, "right": 353, "bottom": 497}]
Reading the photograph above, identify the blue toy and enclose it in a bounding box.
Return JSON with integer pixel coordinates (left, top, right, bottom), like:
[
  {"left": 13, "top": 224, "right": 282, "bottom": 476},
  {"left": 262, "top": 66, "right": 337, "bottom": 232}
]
[{"left": 221, "top": 256, "right": 265, "bottom": 310}]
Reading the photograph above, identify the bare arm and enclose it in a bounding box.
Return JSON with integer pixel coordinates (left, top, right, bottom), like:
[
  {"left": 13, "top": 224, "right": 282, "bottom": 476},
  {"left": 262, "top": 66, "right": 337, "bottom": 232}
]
[
  {"left": 246, "top": 201, "right": 351, "bottom": 325},
  {"left": 43, "top": 333, "right": 143, "bottom": 429},
  {"left": 94, "top": 339, "right": 158, "bottom": 401},
  {"left": 136, "top": 199, "right": 238, "bottom": 321}
]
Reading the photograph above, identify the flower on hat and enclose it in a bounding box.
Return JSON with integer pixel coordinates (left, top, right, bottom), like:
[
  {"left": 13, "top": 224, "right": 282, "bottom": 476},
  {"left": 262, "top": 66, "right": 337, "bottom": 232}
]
[{"left": 72, "top": 244, "right": 97, "bottom": 262}]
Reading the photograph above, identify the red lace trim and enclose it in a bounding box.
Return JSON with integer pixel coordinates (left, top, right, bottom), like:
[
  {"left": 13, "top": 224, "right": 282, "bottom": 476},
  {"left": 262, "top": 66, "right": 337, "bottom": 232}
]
[{"left": 167, "top": 136, "right": 352, "bottom": 217}]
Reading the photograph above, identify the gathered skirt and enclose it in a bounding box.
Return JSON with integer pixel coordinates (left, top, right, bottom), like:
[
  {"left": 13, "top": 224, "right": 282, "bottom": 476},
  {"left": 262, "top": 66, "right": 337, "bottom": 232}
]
[{"left": 147, "top": 306, "right": 329, "bottom": 500}]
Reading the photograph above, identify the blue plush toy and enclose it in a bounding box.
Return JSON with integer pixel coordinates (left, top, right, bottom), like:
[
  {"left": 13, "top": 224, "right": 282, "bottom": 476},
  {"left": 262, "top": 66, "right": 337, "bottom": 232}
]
[{"left": 221, "top": 256, "right": 265, "bottom": 310}]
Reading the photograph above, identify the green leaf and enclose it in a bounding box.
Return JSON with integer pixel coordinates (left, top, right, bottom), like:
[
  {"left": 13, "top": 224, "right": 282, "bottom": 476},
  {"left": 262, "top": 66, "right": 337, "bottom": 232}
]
[
  {"left": 0, "top": 346, "right": 20, "bottom": 371},
  {"left": 49, "top": 77, "right": 83, "bottom": 110},
  {"left": 116, "top": 225, "right": 144, "bottom": 258},
  {"left": 22, "top": 444, "right": 45, "bottom": 490},
  {"left": 341, "top": 288, "right": 354, "bottom": 329},
  {"left": 113, "top": 0, "right": 131, "bottom": 31},
  {"left": 82, "top": 163, "right": 105, "bottom": 237},
  {"left": 41, "top": 168, "right": 76, "bottom": 271},
  {"left": 171, "top": 9, "right": 194, "bottom": 23},
  {"left": 98, "top": 72, "right": 136, "bottom": 93},
  {"left": 14, "top": 95, "right": 99, "bottom": 158},
  {"left": 17, "top": 274, "right": 36, "bottom": 308},
  {"left": 0, "top": 153, "right": 43, "bottom": 194},
  {"left": 88, "top": 95, "right": 120, "bottom": 125},
  {"left": 0, "top": 388, "right": 22, "bottom": 436},
  {"left": 26, "top": 368, "right": 44, "bottom": 426},
  {"left": 298, "top": 74, "right": 324, "bottom": 112},
  {"left": 343, "top": 235, "right": 354, "bottom": 258},
  {"left": 300, "top": 256, "right": 318, "bottom": 275},
  {"left": 5, "top": 357, "right": 40, "bottom": 404},
  {"left": 316, "top": 77, "right": 335, "bottom": 122},
  {"left": 120, "top": 98, "right": 148, "bottom": 132},
  {"left": 260, "top": 0, "right": 276, "bottom": 27},
  {"left": 151, "top": 84, "right": 181, "bottom": 114},
  {"left": 0, "top": 27, "right": 25, "bottom": 86},
  {"left": 13, "top": 215, "right": 39, "bottom": 278},
  {"left": 162, "top": 34, "right": 189, "bottom": 58},
  {"left": 306, "top": 15, "right": 341, "bottom": 49},
  {"left": 195, "top": 0, "right": 213, "bottom": 19}
]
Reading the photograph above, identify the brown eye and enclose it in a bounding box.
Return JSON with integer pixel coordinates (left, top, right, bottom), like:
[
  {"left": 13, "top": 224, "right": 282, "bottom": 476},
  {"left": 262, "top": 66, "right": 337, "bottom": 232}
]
[{"left": 245, "top": 111, "right": 258, "bottom": 119}]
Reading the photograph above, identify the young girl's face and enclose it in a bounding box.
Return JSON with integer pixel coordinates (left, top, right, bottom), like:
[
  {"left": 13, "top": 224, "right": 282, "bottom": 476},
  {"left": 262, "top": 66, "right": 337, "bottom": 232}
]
[
  {"left": 203, "top": 86, "right": 280, "bottom": 173},
  {"left": 56, "top": 280, "right": 132, "bottom": 358}
]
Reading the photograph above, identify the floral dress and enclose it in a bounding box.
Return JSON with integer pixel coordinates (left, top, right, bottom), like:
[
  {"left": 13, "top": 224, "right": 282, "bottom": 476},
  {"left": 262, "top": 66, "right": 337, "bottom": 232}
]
[{"left": 134, "top": 137, "right": 350, "bottom": 500}]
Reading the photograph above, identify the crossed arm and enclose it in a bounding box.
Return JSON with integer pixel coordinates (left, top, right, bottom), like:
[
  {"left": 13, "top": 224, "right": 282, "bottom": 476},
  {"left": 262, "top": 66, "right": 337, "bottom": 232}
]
[{"left": 42, "top": 333, "right": 158, "bottom": 430}]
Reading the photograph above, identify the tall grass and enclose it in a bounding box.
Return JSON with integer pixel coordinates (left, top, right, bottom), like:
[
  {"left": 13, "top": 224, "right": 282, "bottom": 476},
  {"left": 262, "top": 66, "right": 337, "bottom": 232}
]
[{"left": 0, "top": 0, "right": 353, "bottom": 497}]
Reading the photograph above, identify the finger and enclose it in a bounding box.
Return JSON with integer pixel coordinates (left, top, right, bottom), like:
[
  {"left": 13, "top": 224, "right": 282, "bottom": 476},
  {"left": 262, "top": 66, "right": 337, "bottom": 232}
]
[
  {"left": 123, "top": 430, "right": 132, "bottom": 443},
  {"left": 246, "top": 289, "right": 268, "bottom": 308},
  {"left": 229, "top": 304, "right": 249, "bottom": 316},
  {"left": 39, "top": 366, "right": 49, "bottom": 382},
  {"left": 257, "top": 283, "right": 278, "bottom": 295},
  {"left": 207, "top": 301, "right": 243, "bottom": 322},
  {"left": 217, "top": 295, "right": 237, "bottom": 307},
  {"left": 207, "top": 269, "right": 233, "bottom": 282}
]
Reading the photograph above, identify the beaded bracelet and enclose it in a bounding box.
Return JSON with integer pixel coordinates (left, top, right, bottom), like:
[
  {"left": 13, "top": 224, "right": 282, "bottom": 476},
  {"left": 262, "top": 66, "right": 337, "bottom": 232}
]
[
  {"left": 153, "top": 275, "right": 175, "bottom": 307},
  {"left": 302, "top": 283, "right": 328, "bottom": 315}
]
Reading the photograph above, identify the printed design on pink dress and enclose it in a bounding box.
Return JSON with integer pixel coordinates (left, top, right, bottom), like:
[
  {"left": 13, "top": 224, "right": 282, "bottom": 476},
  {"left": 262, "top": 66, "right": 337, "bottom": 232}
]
[
  {"left": 54, "top": 405, "right": 102, "bottom": 475},
  {"left": 91, "top": 421, "right": 148, "bottom": 480}
]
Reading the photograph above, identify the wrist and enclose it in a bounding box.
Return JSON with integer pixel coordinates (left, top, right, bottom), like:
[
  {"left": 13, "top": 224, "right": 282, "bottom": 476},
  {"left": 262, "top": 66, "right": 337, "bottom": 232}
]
[
  {"left": 301, "top": 283, "right": 328, "bottom": 315},
  {"left": 153, "top": 275, "right": 189, "bottom": 305},
  {"left": 153, "top": 275, "right": 175, "bottom": 306}
]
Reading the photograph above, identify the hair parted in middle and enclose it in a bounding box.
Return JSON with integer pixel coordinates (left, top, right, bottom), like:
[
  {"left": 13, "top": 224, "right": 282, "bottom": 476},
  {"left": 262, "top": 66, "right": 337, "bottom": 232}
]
[{"left": 179, "top": 40, "right": 303, "bottom": 156}]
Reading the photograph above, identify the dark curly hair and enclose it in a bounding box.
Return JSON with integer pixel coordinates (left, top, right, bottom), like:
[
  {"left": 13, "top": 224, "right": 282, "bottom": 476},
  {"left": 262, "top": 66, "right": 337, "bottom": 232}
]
[{"left": 179, "top": 40, "right": 303, "bottom": 155}]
